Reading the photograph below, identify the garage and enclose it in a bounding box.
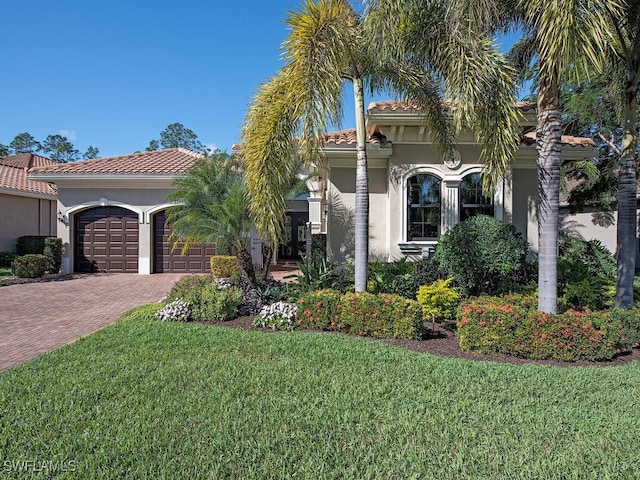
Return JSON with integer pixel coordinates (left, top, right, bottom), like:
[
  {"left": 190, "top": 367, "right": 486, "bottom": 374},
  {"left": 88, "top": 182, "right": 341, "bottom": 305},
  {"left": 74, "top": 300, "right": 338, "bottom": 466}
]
[
  {"left": 75, "top": 207, "right": 139, "bottom": 273},
  {"left": 153, "top": 210, "right": 216, "bottom": 273}
]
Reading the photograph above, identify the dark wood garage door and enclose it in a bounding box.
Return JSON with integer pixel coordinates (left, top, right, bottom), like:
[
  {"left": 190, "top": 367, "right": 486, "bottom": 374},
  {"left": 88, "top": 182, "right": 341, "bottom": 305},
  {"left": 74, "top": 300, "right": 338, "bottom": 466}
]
[
  {"left": 75, "top": 207, "right": 139, "bottom": 273},
  {"left": 153, "top": 210, "right": 216, "bottom": 273}
]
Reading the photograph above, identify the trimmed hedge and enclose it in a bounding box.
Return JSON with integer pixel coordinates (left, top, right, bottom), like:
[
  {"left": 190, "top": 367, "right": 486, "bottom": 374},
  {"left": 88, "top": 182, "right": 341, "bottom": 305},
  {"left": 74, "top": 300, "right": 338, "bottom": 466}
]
[
  {"left": 43, "top": 237, "right": 63, "bottom": 273},
  {"left": 457, "top": 294, "right": 637, "bottom": 361},
  {"left": 296, "top": 289, "right": 424, "bottom": 340},
  {"left": 11, "top": 254, "right": 48, "bottom": 279},
  {"left": 210, "top": 255, "right": 241, "bottom": 279},
  {"left": 0, "top": 251, "right": 17, "bottom": 268},
  {"left": 16, "top": 235, "right": 50, "bottom": 255}
]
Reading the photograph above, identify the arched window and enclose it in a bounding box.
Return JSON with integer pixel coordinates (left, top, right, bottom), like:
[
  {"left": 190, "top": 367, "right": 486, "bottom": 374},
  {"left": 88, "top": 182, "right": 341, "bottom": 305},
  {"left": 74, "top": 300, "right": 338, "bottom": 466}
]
[
  {"left": 459, "top": 173, "right": 494, "bottom": 221},
  {"left": 407, "top": 174, "right": 441, "bottom": 240}
]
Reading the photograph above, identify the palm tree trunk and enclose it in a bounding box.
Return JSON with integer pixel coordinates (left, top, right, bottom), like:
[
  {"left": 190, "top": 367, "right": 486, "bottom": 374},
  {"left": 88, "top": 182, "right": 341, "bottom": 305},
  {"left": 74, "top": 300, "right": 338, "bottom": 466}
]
[
  {"left": 616, "top": 73, "right": 639, "bottom": 307},
  {"left": 353, "top": 76, "right": 369, "bottom": 293},
  {"left": 536, "top": 76, "right": 562, "bottom": 314},
  {"left": 235, "top": 247, "right": 257, "bottom": 286}
]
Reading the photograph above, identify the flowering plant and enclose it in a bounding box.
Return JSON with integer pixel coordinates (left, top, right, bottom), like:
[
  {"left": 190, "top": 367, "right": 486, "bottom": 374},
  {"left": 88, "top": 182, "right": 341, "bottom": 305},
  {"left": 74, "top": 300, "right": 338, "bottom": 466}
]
[
  {"left": 214, "top": 278, "right": 232, "bottom": 289},
  {"left": 253, "top": 301, "right": 298, "bottom": 331},
  {"left": 155, "top": 299, "right": 192, "bottom": 322}
]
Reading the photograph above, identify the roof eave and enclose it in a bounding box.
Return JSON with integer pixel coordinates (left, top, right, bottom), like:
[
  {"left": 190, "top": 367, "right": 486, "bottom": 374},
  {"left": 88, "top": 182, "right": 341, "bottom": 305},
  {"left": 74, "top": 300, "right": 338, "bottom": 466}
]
[{"left": 0, "top": 186, "right": 56, "bottom": 200}]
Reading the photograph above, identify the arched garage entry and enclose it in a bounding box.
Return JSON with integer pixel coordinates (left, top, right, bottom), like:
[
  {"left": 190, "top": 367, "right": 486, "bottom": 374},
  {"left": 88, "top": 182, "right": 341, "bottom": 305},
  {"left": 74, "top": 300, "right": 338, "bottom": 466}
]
[
  {"left": 74, "top": 206, "right": 139, "bottom": 273},
  {"left": 153, "top": 210, "right": 216, "bottom": 273}
]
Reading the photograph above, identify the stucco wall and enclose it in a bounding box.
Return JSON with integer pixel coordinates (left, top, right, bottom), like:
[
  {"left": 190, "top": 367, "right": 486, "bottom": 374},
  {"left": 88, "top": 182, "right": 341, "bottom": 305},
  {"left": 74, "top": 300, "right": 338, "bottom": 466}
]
[
  {"left": 326, "top": 166, "right": 388, "bottom": 263},
  {"left": 561, "top": 209, "right": 617, "bottom": 254},
  {"left": 0, "top": 193, "right": 56, "bottom": 252},
  {"left": 510, "top": 167, "right": 538, "bottom": 253}
]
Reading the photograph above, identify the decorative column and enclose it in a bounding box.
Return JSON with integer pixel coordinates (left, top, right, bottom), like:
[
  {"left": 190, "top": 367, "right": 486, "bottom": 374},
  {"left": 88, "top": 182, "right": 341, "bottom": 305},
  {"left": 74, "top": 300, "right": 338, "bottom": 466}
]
[
  {"left": 306, "top": 171, "right": 326, "bottom": 234},
  {"left": 442, "top": 179, "right": 460, "bottom": 232},
  {"left": 138, "top": 214, "right": 152, "bottom": 275}
]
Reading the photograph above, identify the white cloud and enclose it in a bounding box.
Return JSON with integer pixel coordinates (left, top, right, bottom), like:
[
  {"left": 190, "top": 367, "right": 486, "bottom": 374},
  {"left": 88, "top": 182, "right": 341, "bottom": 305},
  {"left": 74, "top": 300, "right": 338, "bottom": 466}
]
[
  {"left": 60, "top": 129, "right": 77, "bottom": 141},
  {"left": 203, "top": 142, "right": 220, "bottom": 154}
]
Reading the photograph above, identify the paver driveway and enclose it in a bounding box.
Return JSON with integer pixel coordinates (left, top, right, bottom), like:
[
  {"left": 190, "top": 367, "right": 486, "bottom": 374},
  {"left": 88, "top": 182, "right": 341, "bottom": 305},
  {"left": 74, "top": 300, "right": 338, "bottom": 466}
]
[{"left": 0, "top": 273, "right": 185, "bottom": 372}]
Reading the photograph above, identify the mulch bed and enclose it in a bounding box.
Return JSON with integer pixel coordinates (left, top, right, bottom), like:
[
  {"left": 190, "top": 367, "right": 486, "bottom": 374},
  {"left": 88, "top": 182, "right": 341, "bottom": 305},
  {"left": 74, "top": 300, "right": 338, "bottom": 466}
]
[
  {"left": 0, "top": 273, "right": 74, "bottom": 287},
  {"left": 215, "top": 315, "right": 640, "bottom": 368}
]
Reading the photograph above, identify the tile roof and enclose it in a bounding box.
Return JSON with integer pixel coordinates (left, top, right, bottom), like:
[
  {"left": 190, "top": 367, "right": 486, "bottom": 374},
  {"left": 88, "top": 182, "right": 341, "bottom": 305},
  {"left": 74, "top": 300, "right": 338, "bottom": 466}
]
[
  {"left": 0, "top": 153, "right": 58, "bottom": 197},
  {"left": 0, "top": 153, "right": 58, "bottom": 169},
  {"left": 521, "top": 131, "right": 595, "bottom": 148},
  {"left": 322, "top": 126, "right": 595, "bottom": 148},
  {"left": 367, "top": 100, "right": 537, "bottom": 113},
  {"left": 323, "top": 128, "right": 388, "bottom": 146},
  {"left": 29, "top": 148, "right": 204, "bottom": 176},
  {"left": 0, "top": 164, "right": 57, "bottom": 196}
]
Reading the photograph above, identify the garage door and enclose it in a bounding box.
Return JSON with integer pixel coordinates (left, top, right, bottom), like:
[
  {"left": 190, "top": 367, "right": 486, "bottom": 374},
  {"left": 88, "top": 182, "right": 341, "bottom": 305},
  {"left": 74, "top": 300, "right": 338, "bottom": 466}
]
[
  {"left": 75, "top": 207, "right": 139, "bottom": 273},
  {"left": 153, "top": 210, "right": 216, "bottom": 273}
]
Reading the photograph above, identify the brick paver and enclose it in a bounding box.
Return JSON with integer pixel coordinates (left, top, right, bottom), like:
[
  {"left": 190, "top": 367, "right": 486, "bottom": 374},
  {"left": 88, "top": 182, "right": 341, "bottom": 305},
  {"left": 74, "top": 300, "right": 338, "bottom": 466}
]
[{"left": 0, "top": 273, "right": 185, "bottom": 372}]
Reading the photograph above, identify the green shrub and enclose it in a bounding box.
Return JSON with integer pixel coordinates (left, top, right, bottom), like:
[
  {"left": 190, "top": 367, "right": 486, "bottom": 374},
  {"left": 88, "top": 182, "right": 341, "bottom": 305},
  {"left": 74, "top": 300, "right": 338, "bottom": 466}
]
[
  {"left": 434, "top": 215, "right": 528, "bottom": 296},
  {"left": 290, "top": 252, "right": 346, "bottom": 295},
  {"left": 43, "top": 237, "right": 63, "bottom": 273},
  {"left": 120, "top": 303, "right": 164, "bottom": 322},
  {"left": 296, "top": 289, "right": 342, "bottom": 330},
  {"left": 621, "top": 307, "right": 640, "bottom": 348},
  {"left": 296, "top": 290, "right": 423, "bottom": 340},
  {"left": 166, "top": 275, "right": 219, "bottom": 302},
  {"left": 560, "top": 277, "right": 613, "bottom": 311},
  {"left": 209, "top": 255, "right": 240, "bottom": 278},
  {"left": 16, "top": 235, "right": 49, "bottom": 255},
  {"left": 195, "top": 283, "right": 242, "bottom": 321},
  {"left": 417, "top": 278, "right": 461, "bottom": 324},
  {"left": 457, "top": 295, "right": 634, "bottom": 361},
  {"left": 11, "top": 254, "right": 48, "bottom": 278},
  {"left": 338, "top": 292, "right": 424, "bottom": 340},
  {"left": 166, "top": 275, "right": 241, "bottom": 321},
  {"left": 0, "top": 251, "right": 17, "bottom": 268},
  {"left": 232, "top": 275, "right": 290, "bottom": 315},
  {"left": 367, "top": 259, "right": 414, "bottom": 294},
  {"left": 557, "top": 235, "right": 618, "bottom": 310},
  {"left": 558, "top": 235, "right": 616, "bottom": 284},
  {"left": 388, "top": 259, "right": 443, "bottom": 299}
]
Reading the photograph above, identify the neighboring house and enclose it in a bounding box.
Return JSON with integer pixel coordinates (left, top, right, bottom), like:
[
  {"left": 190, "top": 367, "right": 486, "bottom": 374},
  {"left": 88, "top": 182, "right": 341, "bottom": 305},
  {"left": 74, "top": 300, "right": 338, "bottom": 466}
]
[
  {"left": 0, "top": 153, "right": 58, "bottom": 252},
  {"left": 29, "top": 148, "right": 224, "bottom": 275},
  {"left": 308, "top": 100, "right": 614, "bottom": 262}
]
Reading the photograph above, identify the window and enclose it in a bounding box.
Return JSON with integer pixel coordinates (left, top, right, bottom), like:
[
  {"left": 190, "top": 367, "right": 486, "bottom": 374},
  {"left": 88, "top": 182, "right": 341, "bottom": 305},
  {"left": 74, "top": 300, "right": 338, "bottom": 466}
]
[
  {"left": 459, "top": 173, "right": 494, "bottom": 221},
  {"left": 407, "top": 174, "right": 441, "bottom": 240}
]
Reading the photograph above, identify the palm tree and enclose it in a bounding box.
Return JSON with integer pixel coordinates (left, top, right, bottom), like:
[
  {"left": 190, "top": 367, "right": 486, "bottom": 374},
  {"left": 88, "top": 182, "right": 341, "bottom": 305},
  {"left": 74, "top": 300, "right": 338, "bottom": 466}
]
[
  {"left": 448, "top": 0, "right": 617, "bottom": 312},
  {"left": 242, "top": 0, "right": 520, "bottom": 292},
  {"left": 603, "top": 1, "right": 640, "bottom": 307},
  {"left": 165, "top": 153, "right": 257, "bottom": 284}
]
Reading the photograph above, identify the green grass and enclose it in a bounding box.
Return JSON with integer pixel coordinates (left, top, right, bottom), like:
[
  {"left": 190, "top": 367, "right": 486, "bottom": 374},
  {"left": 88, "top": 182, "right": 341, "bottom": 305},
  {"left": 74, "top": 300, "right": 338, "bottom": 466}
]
[
  {"left": 1, "top": 315, "right": 639, "bottom": 479},
  {"left": 0, "top": 267, "right": 12, "bottom": 278}
]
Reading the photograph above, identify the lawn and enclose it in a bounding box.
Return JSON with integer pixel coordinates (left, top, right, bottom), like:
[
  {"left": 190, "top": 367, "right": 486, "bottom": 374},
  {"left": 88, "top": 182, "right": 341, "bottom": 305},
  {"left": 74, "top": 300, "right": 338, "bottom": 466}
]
[
  {"left": 0, "top": 267, "right": 12, "bottom": 278},
  {"left": 1, "top": 314, "right": 639, "bottom": 479}
]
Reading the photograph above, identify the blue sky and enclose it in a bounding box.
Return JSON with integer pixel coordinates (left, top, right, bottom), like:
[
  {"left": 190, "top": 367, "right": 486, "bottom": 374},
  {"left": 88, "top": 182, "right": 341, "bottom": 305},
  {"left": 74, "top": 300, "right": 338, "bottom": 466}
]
[{"left": 2, "top": 1, "right": 521, "bottom": 159}]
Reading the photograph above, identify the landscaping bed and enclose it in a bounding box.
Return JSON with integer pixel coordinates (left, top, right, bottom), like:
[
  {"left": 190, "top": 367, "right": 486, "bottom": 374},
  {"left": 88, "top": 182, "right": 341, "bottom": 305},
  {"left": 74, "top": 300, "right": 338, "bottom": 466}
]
[{"left": 215, "top": 315, "right": 640, "bottom": 368}]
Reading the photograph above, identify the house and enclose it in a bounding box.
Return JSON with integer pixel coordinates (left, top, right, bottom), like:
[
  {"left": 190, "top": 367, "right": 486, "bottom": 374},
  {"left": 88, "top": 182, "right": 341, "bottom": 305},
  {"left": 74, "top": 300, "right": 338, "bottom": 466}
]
[
  {"left": 307, "top": 100, "right": 614, "bottom": 262},
  {"left": 27, "top": 102, "right": 617, "bottom": 276},
  {"left": 0, "top": 153, "right": 58, "bottom": 252},
  {"left": 28, "top": 149, "right": 223, "bottom": 274}
]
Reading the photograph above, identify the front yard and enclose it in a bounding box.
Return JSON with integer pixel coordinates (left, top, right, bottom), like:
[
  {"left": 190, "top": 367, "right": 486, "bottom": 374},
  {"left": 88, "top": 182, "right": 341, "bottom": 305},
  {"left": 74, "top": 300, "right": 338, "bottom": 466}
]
[{"left": 1, "top": 312, "right": 638, "bottom": 479}]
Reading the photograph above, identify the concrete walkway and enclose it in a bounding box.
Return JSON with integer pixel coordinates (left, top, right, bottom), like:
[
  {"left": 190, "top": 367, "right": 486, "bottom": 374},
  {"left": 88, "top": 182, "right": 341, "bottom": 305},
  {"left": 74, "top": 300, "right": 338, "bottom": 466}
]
[{"left": 0, "top": 273, "right": 185, "bottom": 372}]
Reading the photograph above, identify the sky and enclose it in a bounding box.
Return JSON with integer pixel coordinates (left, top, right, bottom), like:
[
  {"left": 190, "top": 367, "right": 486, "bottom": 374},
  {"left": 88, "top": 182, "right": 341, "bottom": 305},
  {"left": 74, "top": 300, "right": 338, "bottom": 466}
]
[{"left": 1, "top": 1, "right": 521, "bottom": 159}]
